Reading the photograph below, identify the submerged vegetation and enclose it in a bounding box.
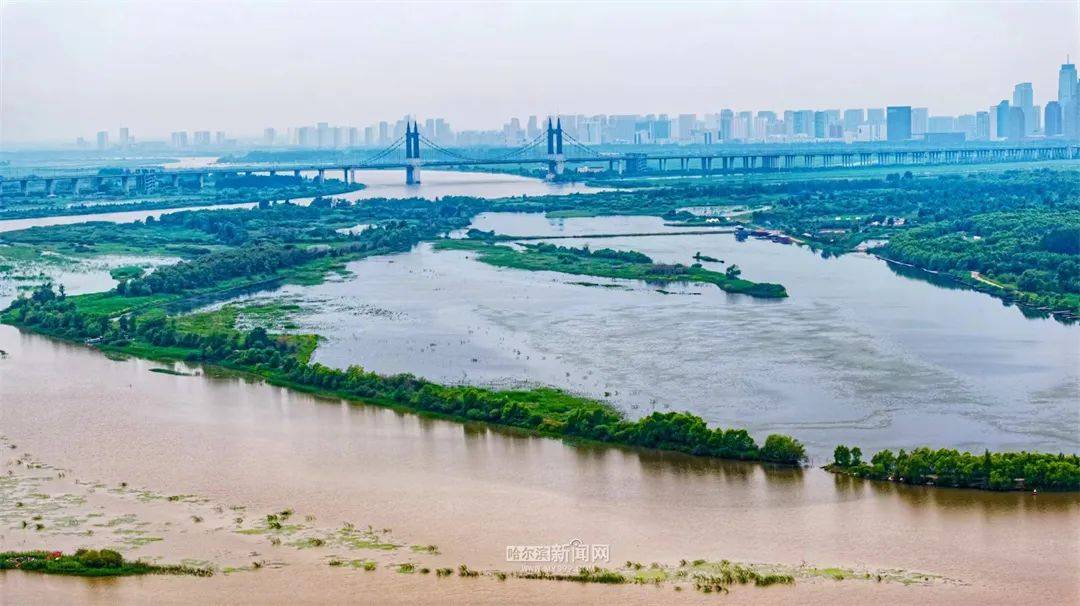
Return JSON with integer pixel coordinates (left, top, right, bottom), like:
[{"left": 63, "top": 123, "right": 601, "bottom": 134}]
[
  {"left": 436, "top": 239, "right": 788, "bottom": 298},
  {"left": 827, "top": 445, "right": 1080, "bottom": 491},
  {"left": 0, "top": 549, "right": 212, "bottom": 577}
]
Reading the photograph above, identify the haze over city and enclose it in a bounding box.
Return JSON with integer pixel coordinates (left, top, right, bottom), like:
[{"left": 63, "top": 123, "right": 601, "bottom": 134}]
[{"left": 2, "top": 0, "right": 1078, "bottom": 144}]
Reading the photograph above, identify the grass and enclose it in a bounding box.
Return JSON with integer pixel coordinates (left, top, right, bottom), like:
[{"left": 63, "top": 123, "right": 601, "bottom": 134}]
[
  {"left": 0, "top": 550, "right": 212, "bottom": 577},
  {"left": 109, "top": 265, "right": 145, "bottom": 281},
  {"left": 435, "top": 238, "right": 787, "bottom": 298}
]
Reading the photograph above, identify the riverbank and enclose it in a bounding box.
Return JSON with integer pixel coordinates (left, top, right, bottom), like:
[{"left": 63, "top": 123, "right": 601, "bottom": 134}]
[{"left": 0, "top": 182, "right": 365, "bottom": 221}]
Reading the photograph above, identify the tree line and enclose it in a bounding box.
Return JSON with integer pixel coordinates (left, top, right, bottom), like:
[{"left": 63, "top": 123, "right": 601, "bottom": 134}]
[{"left": 829, "top": 444, "right": 1079, "bottom": 491}]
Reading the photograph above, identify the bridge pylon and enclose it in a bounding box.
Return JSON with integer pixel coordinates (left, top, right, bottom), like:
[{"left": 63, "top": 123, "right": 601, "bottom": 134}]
[
  {"left": 405, "top": 122, "right": 422, "bottom": 185},
  {"left": 546, "top": 118, "right": 565, "bottom": 178}
]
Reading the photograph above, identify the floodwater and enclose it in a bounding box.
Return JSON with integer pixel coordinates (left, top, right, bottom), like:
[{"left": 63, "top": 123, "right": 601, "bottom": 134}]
[
  {"left": 0, "top": 326, "right": 1077, "bottom": 604},
  {"left": 239, "top": 212, "right": 1080, "bottom": 459},
  {"left": 0, "top": 172, "right": 1077, "bottom": 604},
  {"left": 0, "top": 170, "right": 600, "bottom": 233}
]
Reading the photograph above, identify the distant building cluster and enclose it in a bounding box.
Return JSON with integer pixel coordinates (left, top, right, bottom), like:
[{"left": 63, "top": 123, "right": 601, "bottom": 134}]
[{"left": 76, "top": 59, "right": 1080, "bottom": 150}]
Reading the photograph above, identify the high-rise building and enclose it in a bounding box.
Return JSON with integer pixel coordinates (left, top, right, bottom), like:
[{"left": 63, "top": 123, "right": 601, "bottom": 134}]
[
  {"left": 886, "top": 106, "right": 912, "bottom": 141},
  {"left": 677, "top": 114, "right": 696, "bottom": 142},
  {"left": 1013, "top": 82, "right": 1036, "bottom": 135},
  {"left": 378, "top": 121, "right": 389, "bottom": 145},
  {"left": 1060, "top": 61, "right": 1079, "bottom": 138},
  {"left": 316, "top": 122, "right": 330, "bottom": 148},
  {"left": 263, "top": 127, "right": 276, "bottom": 146},
  {"left": 215, "top": 131, "right": 226, "bottom": 145},
  {"left": 649, "top": 116, "right": 670, "bottom": 142},
  {"left": 995, "top": 101, "right": 1010, "bottom": 138},
  {"left": 928, "top": 116, "right": 956, "bottom": 133},
  {"left": 813, "top": 111, "right": 828, "bottom": 139},
  {"left": 718, "top": 110, "right": 734, "bottom": 141},
  {"left": 866, "top": 108, "right": 885, "bottom": 125},
  {"left": 193, "top": 131, "right": 211, "bottom": 146},
  {"left": 842, "top": 108, "right": 865, "bottom": 133},
  {"left": 737, "top": 110, "right": 754, "bottom": 140},
  {"left": 96, "top": 130, "right": 109, "bottom": 149},
  {"left": 1045, "top": 101, "right": 1063, "bottom": 136},
  {"left": 1007, "top": 106, "right": 1026, "bottom": 140},
  {"left": 788, "top": 110, "right": 812, "bottom": 137},
  {"left": 171, "top": 131, "right": 188, "bottom": 148},
  {"left": 363, "top": 126, "right": 375, "bottom": 146},
  {"left": 911, "top": 108, "right": 929, "bottom": 136},
  {"left": 118, "top": 127, "right": 131, "bottom": 147},
  {"left": 956, "top": 114, "right": 976, "bottom": 139},
  {"left": 975, "top": 111, "right": 991, "bottom": 140},
  {"left": 348, "top": 127, "right": 360, "bottom": 147}
]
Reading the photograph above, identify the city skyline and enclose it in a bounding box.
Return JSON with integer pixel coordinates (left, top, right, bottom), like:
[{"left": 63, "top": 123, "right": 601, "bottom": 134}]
[
  {"left": 3, "top": 1, "right": 1078, "bottom": 145},
  {"left": 74, "top": 55, "right": 1080, "bottom": 151}
]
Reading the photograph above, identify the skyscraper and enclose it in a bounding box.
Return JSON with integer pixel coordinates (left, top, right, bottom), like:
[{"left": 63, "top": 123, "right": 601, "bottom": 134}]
[
  {"left": 995, "top": 101, "right": 1010, "bottom": 139},
  {"left": 378, "top": 121, "right": 389, "bottom": 145},
  {"left": 96, "top": 130, "right": 109, "bottom": 150},
  {"left": 886, "top": 106, "right": 911, "bottom": 141},
  {"left": 1059, "top": 60, "right": 1079, "bottom": 138},
  {"left": 263, "top": 127, "right": 276, "bottom": 146},
  {"left": 1045, "top": 101, "right": 1063, "bottom": 136},
  {"left": 317, "top": 122, "right": 330, "bottom": 148},
  {"left": 718, "top": 110, "right": 733, "bottom": 141},
  {"left": 119, "top": 127, "right": 131, "bottom": 148},
  {"left": 956, "top": 114, "right": 976, "bottom": 139},
  {"left": 813, "top": 111, "right": 828, "bottom": 139},
  {"left": 1013, "top": 83, "right": 1036, "bottom": 135},
  {"left": 1058, "top": 61, "right": 1077, "bottom": 103},
  {"left": 911, "top": 108, "right": 929, "bottom": 136},
  {"left": 677, "top": 114, "right": 696, "bottom": 142},
  {"left": 842, "top": 108, "right": 864, "bottom": 133},
  {"left": 975, "top": 112, "right": 991, "bottom": 140},
  {"left": 1007, "top": 106, "right": 1026, "bottom": 140}
]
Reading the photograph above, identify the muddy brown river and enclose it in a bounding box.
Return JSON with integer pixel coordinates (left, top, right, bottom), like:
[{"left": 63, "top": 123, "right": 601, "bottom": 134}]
[{"left": 0, "top": 327, "right": 1077, "bottom": 604}]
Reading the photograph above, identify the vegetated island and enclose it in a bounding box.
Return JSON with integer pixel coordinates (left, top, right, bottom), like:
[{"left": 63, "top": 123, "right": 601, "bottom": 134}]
[
  {"left": 826, "top": 445, "right": 1079, "bottom": 492},
  {"left": 435, "top": 238, "right": 788, "bottom": 299},
  {"left": 0, "top": 549, "right": 212, "bottom": 577}
]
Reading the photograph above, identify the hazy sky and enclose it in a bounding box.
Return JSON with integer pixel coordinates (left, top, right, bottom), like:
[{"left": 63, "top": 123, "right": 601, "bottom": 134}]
[{"left": 2, "top": 1, "right": 1078, "bottom": 144}]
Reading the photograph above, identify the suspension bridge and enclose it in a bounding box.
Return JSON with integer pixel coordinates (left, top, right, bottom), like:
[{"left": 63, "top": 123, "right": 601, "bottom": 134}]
[{"left": 2, "top": 118, "right": 1078, "bottom": 197}]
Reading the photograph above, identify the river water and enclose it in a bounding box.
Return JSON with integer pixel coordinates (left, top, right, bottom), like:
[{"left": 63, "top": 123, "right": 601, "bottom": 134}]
[
  {"left": 0, "top": 169, "right": 598, "bottom": 234},
  {"left": 224, "top": 212, "right": 1079, "bottom": 459},
  {"left": 0, "top": 170, "right": 1077, "bottom": 604}
]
